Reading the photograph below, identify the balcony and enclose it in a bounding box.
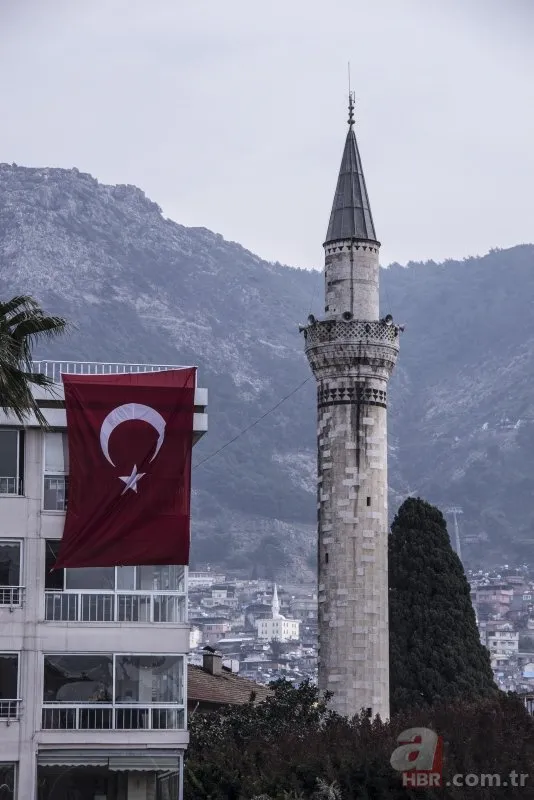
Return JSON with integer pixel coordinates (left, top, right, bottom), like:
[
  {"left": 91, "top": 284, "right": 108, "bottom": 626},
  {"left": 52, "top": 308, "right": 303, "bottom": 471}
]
[
  {"left": 0, "top": 586, "right": 24, "bottom": 607},
  {"left": 44, "top": 591, "right": 186, "bottom": 623},
  {"left": 33, "top": 360, "right": 197, "bottom": 385},
  {"left": 0, "top": 699, "right": 21, "bottom": 721},
  {"left": 42, "top": 704, "right": 184, "bottom": 730},
  {"left": 22, "top": 361, "right": 208, "bottom": 441}
]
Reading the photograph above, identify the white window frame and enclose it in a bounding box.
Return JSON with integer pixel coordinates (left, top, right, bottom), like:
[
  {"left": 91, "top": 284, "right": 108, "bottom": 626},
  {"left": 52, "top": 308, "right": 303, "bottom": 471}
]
[
  {"left": 42, "top": 652, "right": 186, "bottom": 728},
  {"left": 0, "top": 429, "right": 24, "bottom": 496},
  {"left": 42, "top": 430, "right": 68, "bottom": 512},
  {"left": 0, "top": 762, "right": 17, "bottom": 797},
  {"left": 0, "top": 540, "right": 23, "bottom": 607},
  {"left": 0, "top": 652, "right": 21, "bottom": 711}
]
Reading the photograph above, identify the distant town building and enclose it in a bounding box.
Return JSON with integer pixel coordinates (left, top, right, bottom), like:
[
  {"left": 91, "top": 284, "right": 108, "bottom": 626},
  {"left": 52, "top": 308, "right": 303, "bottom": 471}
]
[
  {"left": 188, "top": 571, "right": 226, "bottom": 589},
  {"left": 255, "top": 584, "right": 300, "bottom": 642}
]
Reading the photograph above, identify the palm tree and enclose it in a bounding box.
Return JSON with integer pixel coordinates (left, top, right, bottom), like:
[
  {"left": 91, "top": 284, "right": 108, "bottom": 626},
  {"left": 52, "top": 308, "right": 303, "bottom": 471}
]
[{"left": 0, "top": 295, "right": 67, "bottom": 426}]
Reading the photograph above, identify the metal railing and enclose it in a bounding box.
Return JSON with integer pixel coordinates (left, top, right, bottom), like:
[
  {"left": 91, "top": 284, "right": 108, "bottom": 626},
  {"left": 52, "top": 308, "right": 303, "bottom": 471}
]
[
  {"left": 44, "top": 591, "right": 186, "bottom": 623},
  {"left": 42, "top": 704, "right": 184, "bottom": 730},
  {"left": 43, "top": 475, "right": 68, "bottom": 511},
  {"left": 0, "top": 587, "right": 24, "bottom": 607},
  {"left": 0, "top": 700, "right": 21, "bottom": 720},
  {"left": 32, "top": 361, "right": 196, "bottom": 385},
  {"left": 0, "top": 477, "right": 22, "bottom": 495}
]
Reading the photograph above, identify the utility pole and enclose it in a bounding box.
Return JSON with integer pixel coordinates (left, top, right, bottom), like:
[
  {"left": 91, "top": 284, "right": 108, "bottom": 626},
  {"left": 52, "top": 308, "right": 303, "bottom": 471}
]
[{"left": 446, "top": 507, "right": 463, "bottom": 561}]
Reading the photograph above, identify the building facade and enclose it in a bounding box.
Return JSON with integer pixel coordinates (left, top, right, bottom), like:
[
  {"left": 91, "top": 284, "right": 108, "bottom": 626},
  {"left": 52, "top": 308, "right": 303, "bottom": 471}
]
[
  {"left": 0, "top": 360, "right": 207, "bottom": 800},
  {"left": 302, "top": 98, "right": 400, "bottom": 719}
]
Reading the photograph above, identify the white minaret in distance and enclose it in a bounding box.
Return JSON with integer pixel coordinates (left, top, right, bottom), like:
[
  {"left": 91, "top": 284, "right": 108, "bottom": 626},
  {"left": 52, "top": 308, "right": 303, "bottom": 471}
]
[
  {"left": 272, "top": 583, "right": 282, "bottom": 618},
  {"left": 302, "top": 95, "right": 400, "bottom": 719}
]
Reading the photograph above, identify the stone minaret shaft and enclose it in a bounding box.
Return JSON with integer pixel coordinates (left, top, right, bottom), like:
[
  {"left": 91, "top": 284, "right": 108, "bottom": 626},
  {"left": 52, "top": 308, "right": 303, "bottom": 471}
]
[{"left": 302, "top": 97, "right": 399, "bottom": 719}]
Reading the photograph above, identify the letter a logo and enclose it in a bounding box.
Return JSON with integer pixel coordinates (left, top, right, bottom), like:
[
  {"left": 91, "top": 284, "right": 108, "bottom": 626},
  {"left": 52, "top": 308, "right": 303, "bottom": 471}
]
[{"left": 390, "top": 727, "right": 440, "bottom": 772}]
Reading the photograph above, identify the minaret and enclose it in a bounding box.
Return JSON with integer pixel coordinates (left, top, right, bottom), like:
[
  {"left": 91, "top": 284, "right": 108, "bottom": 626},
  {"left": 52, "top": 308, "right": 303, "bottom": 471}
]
[
  {"left": 272, "top": 583, "right": 281, "bottom": 619},
  {"left": 301, "top": 94, "right": 400, "bottom": 719}
]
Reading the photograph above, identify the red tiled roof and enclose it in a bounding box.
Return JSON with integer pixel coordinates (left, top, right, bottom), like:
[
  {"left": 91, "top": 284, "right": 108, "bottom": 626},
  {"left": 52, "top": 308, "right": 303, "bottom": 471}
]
[{"left": 187, "top": 664, "right": 271, "bottom": 706}]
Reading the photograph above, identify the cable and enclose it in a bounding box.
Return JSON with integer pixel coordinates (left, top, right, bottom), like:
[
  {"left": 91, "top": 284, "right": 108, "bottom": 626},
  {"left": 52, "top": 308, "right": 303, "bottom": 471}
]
[{"left": 192, "top": 376, "right": 311, "bottom": 471}]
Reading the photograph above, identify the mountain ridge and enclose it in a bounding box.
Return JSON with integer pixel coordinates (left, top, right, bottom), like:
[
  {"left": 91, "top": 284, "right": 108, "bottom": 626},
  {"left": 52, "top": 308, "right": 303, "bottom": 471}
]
[{"left": 2, "top": 162, "right": 534, "bottom": 573}]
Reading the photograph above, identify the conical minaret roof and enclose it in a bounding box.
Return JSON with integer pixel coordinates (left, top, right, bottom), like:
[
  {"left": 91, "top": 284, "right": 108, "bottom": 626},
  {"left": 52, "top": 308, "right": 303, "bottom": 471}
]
[{"left": 325, "top": 97, "right": 377, "bottom": 245}]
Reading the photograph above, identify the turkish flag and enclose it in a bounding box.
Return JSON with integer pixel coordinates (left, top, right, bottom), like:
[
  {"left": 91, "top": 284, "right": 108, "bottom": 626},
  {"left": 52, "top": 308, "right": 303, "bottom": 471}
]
[{"left": 54, "top": 368, "right": 196, "bottom": 568}]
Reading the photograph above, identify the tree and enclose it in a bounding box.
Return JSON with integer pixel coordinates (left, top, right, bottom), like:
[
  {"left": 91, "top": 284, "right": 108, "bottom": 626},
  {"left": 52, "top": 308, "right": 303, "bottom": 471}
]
[
  {"left": 185, "top": 679, "right": 533, "bottom": 799},
  {"left": 519, "top": 635, "right": 534, "bottom": 652},
  {"left": 253, "top": 535, "right": 289, "bottom": 580},
  {"left": 0, "top": 296, "right": 67, "bottom": 425},
  {"left": 269, "top": 638, "right": 285, "bottom": 660},
  {"left": 389, "top": 497, "right": 497, "bottom": 714}
]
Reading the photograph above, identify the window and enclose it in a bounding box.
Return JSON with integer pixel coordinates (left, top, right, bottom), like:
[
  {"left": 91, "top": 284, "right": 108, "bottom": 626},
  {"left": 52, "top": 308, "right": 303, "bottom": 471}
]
[
  {"left": 43, "top": 432, "right": 68, "bottom": 511},
  {"left": 115, "top": 655, "right": 183, "bottom": 704},
  {"left": 44, "top": 545, "right": 186, "bottom": 623},
  {"left": 0, "top": 764, "right": 15, "bottom": 796},
  {"left": 43, "top": 654, "right": 185, "bottom": 731},
  {"left": 0, "top": 541, "right": 22, "bottom": 605},
  {"left": 0, "top": 654, "right": 19, "bottom": 718},
  {"left": 366, "top": 496, "right": 371, "bottom": 506},
  {"left": 43, "top": 655, "right": 113, "bottom": 703},
  {"left": 45, "top": 553, "right": 184, "bottom": 593},
  {"left": 0, "top": 430, "right": 24, "bottom": 495}
]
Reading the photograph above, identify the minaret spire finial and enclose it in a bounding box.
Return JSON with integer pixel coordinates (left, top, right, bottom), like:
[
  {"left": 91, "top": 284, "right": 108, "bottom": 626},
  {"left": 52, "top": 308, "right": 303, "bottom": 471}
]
[{"left": 348, "top": 62, "right": 355, "bottom": 128}]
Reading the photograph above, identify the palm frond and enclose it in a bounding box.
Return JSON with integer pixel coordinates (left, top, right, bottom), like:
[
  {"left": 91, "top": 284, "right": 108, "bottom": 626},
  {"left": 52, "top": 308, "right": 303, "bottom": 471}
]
[{"left": 0, "top": 295, "right": 68, "bottom": 427}]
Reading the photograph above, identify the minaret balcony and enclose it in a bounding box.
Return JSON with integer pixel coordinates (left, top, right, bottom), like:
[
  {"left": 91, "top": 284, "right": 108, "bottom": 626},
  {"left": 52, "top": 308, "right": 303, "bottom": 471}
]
[
  {"left": 303, "top": 318, "right": 399, "bottom": 347},
  {"left": 302, "top": 318, "right": 399, "bottom": 378}
]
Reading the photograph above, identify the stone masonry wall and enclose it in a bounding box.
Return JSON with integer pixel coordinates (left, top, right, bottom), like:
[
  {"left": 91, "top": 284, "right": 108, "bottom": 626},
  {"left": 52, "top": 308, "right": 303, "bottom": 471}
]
[{"left": 316, "top": 374, "right": 390, "bottom": 719}]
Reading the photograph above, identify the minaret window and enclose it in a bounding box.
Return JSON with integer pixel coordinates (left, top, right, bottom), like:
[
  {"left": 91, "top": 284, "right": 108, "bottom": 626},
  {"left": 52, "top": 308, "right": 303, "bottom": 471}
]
[
  {"left": 366, "top": 497, "right": 371, "bottom": 507},
  {"left": 325, "top": 553, "right": 329, "bottom": 564}
]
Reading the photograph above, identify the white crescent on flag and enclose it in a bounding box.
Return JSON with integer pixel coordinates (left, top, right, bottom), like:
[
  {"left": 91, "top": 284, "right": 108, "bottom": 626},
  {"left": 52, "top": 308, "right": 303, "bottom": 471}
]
[{"left": 99, "top": 403, "right": 166, "bottom": 467}]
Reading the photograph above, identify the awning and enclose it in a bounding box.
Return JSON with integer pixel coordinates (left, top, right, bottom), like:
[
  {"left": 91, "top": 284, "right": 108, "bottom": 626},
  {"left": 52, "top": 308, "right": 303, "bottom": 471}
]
[{"left": 38, "top": 748, "right": 182, "bottom": 771}]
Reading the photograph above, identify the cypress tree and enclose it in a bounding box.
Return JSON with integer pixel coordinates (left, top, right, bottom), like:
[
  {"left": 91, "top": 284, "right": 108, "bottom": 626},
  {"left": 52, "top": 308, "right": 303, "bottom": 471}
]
[{"left": 389, "top": 497, "right": 497, "bottom": 714}]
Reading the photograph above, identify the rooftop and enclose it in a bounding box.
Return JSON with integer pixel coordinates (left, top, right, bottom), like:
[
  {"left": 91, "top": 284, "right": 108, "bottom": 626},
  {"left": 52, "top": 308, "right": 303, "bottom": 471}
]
[
  {"left": 33, "top": 360, "right": 197, "bottom": 385},
  {"left": 325, "top": 105, "right": 377, "bottom": 245},
  {"left": 187, "top": 663, "right": 271, "bottom": 707}
]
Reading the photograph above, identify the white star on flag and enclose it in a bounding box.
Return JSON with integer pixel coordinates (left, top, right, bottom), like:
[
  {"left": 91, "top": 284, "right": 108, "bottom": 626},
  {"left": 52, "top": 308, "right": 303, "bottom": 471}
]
[{"left": 119, "top": 464, "right": 146, "bottom": 495}]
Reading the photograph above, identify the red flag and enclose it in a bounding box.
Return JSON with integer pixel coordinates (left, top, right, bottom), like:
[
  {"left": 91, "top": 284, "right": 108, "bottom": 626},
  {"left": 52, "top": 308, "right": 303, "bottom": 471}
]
[{"left": 54, "top": 368, "right": 196, "bottom": 568}]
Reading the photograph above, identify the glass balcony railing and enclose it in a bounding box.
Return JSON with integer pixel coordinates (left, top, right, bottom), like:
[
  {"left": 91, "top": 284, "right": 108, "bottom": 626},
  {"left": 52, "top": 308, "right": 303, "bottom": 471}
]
[
  {"left": 42, "top": 704, "right": 184, "bottom": 730},
  {"left": 44, "top": 591, "right": 186, "bottom": 623}
]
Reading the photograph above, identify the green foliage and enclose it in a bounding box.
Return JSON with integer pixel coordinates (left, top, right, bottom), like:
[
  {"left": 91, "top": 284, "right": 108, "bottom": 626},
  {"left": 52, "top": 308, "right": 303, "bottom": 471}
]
[
  {"left": 252, "top": 535, "right": 289, "bottom": 579},
  {"left": 519, "top": 635, "right": 534, "bottom": 652},
  {"left": 389, "top": 497, "right": 497, "bottom": 714},
  {"left": 185, "top": 680, "right": 534, "bottom": 799},
  {"left": 0, "top": 295, "right": 67, "bottom": 425},
  {"left": 269, "top": 639, "right": 286, "bottom": 660}
]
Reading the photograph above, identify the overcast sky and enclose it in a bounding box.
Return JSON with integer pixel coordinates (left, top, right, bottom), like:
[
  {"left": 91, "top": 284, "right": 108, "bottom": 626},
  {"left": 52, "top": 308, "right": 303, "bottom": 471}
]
[{"left": 1, "top": 0, "right": 533, "bottom": 268}]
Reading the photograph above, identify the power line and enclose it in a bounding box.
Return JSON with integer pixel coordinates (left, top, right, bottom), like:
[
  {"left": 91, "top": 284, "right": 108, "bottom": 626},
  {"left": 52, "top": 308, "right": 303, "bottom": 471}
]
[{"left": 192, "top": 376, "right": 312, "bottom": 471}]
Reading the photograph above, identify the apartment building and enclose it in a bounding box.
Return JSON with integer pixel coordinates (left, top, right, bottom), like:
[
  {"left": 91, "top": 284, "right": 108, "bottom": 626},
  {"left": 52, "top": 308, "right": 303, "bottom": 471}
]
[{"left": 0, "top": 360, "right": 207, "bottom": 800}]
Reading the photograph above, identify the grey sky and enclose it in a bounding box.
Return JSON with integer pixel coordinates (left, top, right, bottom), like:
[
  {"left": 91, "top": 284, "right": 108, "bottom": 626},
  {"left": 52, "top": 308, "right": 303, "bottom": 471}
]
[{"left": 1, "top": 0, "right": 533, "bottom": 268}]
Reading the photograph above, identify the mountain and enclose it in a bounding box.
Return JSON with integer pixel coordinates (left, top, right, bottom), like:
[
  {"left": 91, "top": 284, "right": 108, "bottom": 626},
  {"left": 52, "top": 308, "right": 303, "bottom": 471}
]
[{"left": 1, "top": 162, "right": 533, "bottom": 574}]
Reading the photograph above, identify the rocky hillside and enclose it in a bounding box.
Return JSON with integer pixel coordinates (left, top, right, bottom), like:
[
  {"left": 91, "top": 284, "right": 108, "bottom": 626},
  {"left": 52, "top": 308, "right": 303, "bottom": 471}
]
[{"left": 1, "top": 163, "right": 533, "bottom": 573}]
